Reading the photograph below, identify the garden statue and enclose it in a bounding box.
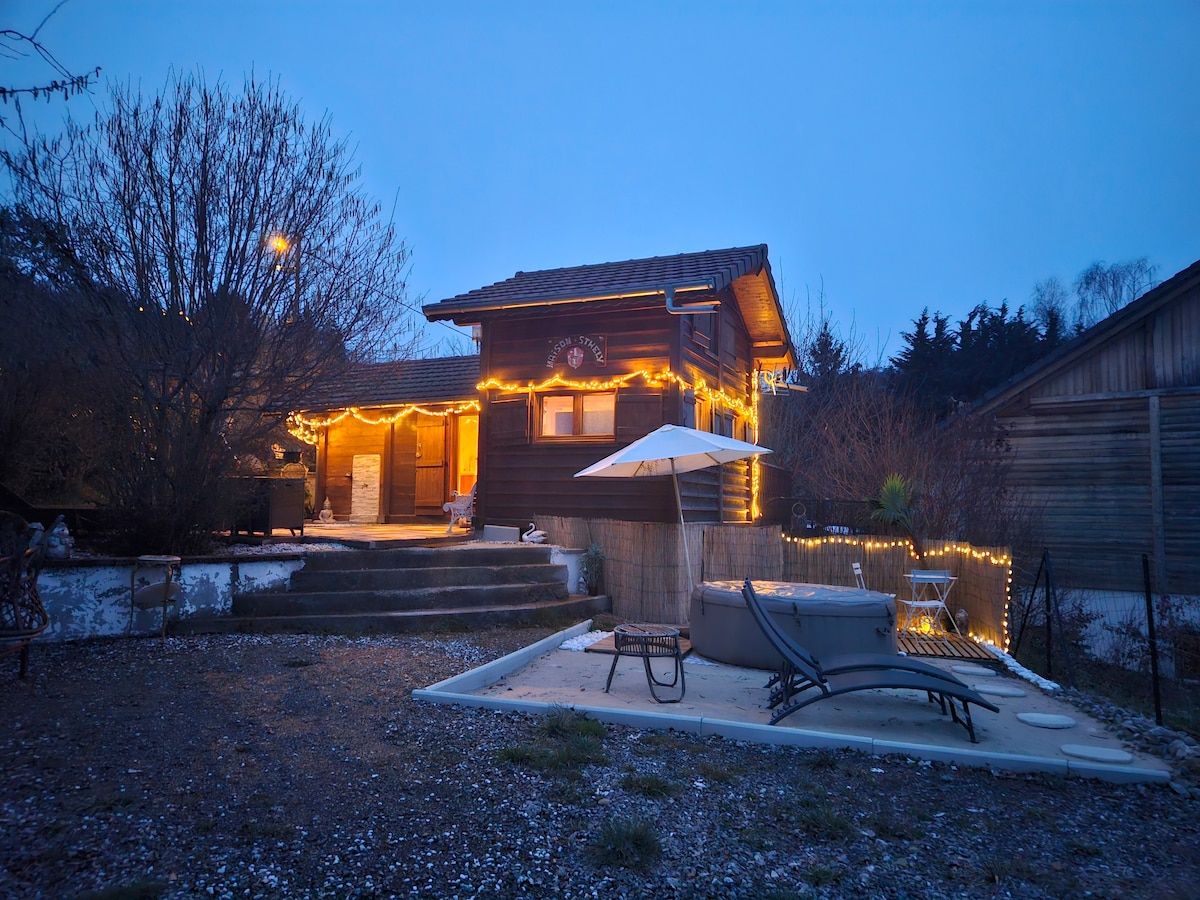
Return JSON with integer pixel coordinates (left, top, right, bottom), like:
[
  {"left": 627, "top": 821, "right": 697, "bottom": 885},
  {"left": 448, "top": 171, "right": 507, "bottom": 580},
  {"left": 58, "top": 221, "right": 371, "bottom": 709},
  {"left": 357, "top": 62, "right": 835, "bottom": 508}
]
[
  {"left": 318, "top": 498, "right": 334, "bottom": 524},
  {"left": 44, "top": 516, "right": 74, "bottom": 559}
]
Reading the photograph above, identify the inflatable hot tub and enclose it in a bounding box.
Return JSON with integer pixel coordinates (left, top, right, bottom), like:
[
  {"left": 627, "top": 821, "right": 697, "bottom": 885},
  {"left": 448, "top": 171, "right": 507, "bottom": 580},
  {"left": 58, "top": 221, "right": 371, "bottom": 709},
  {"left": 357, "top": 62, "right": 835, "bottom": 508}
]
[{"left": 689, "top": 580, "right": 897, "bottom": 670}]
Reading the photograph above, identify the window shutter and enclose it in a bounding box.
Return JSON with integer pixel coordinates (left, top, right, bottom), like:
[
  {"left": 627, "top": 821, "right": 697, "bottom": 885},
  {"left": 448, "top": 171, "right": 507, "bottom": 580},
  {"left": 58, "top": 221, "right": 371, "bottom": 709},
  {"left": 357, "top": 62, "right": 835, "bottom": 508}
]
[
  {"left": 616, "top": 391, "right": 663, "bottom": 440},
  {"left": 488, "top": 396, "right": 530, "bottom": 446}
]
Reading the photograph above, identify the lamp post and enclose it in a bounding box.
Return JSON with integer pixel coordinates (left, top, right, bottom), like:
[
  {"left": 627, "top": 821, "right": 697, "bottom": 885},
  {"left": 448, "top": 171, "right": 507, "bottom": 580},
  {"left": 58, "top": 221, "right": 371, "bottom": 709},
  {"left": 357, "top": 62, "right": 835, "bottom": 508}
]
[{"left": 269, "top": 233, "right": 301, "bottom": 320}]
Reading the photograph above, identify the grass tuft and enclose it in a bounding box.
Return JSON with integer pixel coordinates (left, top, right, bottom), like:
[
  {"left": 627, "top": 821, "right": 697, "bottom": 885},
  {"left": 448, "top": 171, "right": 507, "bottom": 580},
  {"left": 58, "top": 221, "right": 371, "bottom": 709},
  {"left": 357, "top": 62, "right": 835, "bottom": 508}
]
[
  {"left": 539, "top": 705, "right": 606, "bottom": 740},
  {"left": 588, "top": 817, "right": 662, "bottom": 871},
  {"left": 620, "top": 772, "right": 677, "bottom": 799},
  {"left": 795, "top": 798, "right": 854, "bottom": 841}
]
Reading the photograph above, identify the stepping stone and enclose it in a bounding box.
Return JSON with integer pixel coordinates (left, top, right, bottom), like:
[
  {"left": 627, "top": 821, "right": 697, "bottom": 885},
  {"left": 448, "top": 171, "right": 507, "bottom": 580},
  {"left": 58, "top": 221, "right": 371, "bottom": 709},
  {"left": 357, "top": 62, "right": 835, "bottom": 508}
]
[
  {"left": 1060, "top": 744, "right": 1134, "bottom": 765},
  {"left": 952, "top": 664, "right": 997, "bottom": 677},
  {"left": 1017, "top": 712, "right": 1077, "bottom": 729},
  {"left": 973, "top": 682, "right": 1026, "bottom": 698}
]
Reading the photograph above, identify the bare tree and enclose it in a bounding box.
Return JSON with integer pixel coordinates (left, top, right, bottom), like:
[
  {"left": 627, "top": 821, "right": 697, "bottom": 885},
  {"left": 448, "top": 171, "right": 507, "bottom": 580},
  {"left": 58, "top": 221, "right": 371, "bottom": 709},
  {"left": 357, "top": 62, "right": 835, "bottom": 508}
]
[
  {"left": 1073, "top": 258, "right": 1157, "bottom": 330},
  {"left": 5, "top": 72, "right": 422, "bottom": 552},
  {"left": 761, "top": 370, "right": 1031, "bottom": 550},
  {"left": 1029, "top": 276, "right": 1069, "bottom": 339},
  {"left": 1, "top": 3, "right": 100, "bottom": 140}
]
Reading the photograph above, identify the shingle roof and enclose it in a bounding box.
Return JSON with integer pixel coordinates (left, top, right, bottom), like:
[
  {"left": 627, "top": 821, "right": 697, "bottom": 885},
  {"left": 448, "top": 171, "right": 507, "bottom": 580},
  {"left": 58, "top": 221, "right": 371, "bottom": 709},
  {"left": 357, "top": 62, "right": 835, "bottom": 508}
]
[
  {"left": 424, "top": 244, "right": 765, "bottom": 317},
  {"left": 299, "top": 355, "right": 480, "bottom": 411},
  {"left": 422, "top": 244, "right": 794, "bottom": 365}
]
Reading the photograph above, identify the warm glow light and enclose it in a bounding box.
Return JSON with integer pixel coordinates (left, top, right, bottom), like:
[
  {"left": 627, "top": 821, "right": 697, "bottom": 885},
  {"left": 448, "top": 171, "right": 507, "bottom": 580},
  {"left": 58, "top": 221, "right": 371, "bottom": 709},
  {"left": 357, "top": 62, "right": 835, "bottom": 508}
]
[
  {"left": 751, "top": 367, "right": 762, "bottom": 520},
  {"left": 477, "top": 367, "right": 758, "bottom": 427},
  {"left": 777, "top": 534, "right": 1013, "bottom": 647},
  {"left": 269, "top": 234, "right": 291, "bottom": 254},
  {"left": 286, "top": 400, "right": 482, "bottom": 445}
]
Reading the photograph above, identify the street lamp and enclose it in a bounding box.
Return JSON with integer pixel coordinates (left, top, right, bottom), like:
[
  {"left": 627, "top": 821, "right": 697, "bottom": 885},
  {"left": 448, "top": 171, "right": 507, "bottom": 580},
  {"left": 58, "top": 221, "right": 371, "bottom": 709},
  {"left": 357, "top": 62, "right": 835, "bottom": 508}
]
[{"left": 268, "top": 232, "right": 301, "bottom": 319}]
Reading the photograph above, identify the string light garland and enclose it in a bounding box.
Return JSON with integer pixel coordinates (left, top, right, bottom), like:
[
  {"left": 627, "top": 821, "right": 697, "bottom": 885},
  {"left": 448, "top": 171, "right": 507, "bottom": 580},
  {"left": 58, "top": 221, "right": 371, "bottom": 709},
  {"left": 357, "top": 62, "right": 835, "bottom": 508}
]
[
  {"left": 477, "top": 368, "right": 758, "bottom": 426},
  {"left": 286, "top": 400, "right": 481, "bottom": 445},
  {"left": 779, "top": 534, "right": 1014, "bottom": 650},
  {"left": 751, "top": 370, "right": 762, "bottom": 520},
  {"left": 291, "top": 367, "right": 757, "bottom": 445}
]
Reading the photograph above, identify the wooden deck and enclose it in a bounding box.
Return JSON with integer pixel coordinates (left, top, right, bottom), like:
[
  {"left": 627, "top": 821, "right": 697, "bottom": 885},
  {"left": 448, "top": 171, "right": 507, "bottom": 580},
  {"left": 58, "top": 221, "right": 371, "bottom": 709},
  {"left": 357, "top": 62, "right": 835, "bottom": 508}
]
[
  {"left": 897, "top": 632, "right": 996, "bottom": 660},
  {"left": 585, "top": 630, "right": 993, "bottom": 662}
]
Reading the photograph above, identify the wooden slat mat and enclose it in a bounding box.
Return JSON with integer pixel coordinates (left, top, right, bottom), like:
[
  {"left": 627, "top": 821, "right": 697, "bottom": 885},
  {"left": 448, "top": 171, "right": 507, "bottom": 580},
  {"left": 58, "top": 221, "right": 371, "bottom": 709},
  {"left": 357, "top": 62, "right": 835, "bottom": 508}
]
[
  {"left": 582, "top": 630, "right": 985, "bottom": 661},
  {"left": 584, "top": 633, "right": 693, "bottom": 657},
  {"left": 898, "top": 633, "right": 996, "bottom": 660}
]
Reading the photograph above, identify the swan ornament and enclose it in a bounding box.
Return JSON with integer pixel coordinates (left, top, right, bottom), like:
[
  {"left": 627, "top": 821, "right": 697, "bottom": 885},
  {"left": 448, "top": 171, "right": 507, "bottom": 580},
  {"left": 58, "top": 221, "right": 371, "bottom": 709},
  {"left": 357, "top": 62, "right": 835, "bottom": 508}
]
[{"left": 521, "top": 522, "right": 547, "bottom": 543}]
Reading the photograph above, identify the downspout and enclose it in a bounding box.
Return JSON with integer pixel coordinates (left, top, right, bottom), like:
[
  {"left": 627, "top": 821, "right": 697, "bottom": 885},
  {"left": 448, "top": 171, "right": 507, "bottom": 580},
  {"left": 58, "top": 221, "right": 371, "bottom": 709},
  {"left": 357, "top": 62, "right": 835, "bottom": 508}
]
[{"left": 664, "top": 283, "right": 720, "bottom": 315}]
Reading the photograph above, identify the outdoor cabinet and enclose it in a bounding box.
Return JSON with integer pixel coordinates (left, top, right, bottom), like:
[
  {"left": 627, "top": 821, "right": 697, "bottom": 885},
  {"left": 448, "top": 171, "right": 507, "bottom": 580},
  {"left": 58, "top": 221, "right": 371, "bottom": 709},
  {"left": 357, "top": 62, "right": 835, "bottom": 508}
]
[{"left": 229, "top": 477, "right": 305, "bottom": 537}]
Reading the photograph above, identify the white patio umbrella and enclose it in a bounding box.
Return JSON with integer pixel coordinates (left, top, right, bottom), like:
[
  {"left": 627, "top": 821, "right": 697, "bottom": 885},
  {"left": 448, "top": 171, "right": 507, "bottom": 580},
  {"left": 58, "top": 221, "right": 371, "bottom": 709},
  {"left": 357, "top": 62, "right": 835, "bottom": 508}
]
[{"left": 573, "top": 424, "right": 772, "bottom": 593}]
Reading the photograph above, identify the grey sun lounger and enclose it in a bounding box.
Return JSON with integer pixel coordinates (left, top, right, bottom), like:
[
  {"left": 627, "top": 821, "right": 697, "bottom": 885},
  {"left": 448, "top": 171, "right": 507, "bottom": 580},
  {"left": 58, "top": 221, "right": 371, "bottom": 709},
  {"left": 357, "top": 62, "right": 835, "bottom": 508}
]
[{"left": 741, "top": 579, "right": 999, "bottom": 742}]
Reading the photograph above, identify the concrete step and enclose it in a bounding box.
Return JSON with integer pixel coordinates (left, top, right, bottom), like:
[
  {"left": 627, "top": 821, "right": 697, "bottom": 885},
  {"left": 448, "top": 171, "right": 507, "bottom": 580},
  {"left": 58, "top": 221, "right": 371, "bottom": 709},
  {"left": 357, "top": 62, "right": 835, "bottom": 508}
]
[
  {"left": 233, "top": 581, "right": 570, "bottom": 617},
  {"left": 298, "top": 544, "right": 553, "bottom": 572},
  {"left": 288, "top": 563, "right": 567, "bottom": 593},
  {"left": 174, "top": 594, "right": 611, "bottom": 636},
  {"left": 202, "top": 543, "right": 592, "bottom": 638}
]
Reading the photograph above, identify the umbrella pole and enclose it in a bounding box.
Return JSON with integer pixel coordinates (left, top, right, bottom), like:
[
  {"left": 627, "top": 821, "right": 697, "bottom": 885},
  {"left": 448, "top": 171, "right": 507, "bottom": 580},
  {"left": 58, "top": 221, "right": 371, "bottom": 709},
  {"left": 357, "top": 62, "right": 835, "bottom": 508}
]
[{"left": 671, "top": 461, "right": 694, "bottom": 595}]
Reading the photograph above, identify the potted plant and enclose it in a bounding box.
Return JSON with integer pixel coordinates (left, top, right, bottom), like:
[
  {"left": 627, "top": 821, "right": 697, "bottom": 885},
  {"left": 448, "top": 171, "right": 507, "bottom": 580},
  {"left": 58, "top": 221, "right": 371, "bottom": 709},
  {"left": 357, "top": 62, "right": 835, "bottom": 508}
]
[{"left": 580, "top": 542, "right": 605, "bottom": 595}]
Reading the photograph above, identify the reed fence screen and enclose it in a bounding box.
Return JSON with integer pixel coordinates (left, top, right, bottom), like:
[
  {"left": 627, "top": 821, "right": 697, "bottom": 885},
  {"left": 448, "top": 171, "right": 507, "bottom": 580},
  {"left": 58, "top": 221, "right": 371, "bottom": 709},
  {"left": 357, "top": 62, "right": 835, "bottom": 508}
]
[
  {"left": 536, "top": 517, "right": 1011, "bottom": 645},
  {"left": 781, "top": 537, "right": 1011, "bottom": 648}
]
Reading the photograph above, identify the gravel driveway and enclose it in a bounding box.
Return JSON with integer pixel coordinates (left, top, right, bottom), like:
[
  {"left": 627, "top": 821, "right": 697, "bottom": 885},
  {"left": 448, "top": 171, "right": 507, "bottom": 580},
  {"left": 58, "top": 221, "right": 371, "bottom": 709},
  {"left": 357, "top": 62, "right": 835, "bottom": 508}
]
[{"left": 1, "top": 629, "right": 1196, "bottom": 899}]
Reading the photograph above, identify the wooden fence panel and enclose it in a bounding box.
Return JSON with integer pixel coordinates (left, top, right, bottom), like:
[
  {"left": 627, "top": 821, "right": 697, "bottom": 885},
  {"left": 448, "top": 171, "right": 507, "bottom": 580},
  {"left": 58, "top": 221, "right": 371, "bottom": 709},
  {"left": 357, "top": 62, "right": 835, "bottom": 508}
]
[{"left": 782, "top": 536, "right": 1011, "bottom": 647}]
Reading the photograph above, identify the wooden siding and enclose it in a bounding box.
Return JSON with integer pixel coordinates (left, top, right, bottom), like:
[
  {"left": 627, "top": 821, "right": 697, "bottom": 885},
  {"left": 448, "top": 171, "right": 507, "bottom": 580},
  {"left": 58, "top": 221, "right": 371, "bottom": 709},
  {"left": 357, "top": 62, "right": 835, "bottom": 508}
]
[
  {"left": 1002, "top": 390, "right": 1199, "bottom": 593},
  {"left": 1031, "top": 288, "right": 1200, "bottom": 398},
  {"left": 991, "top": 271, "right": 1200, "bottom": 594},
  {"left": 322, "top": 418, "right": 386, "bottom": 521},
  {"left": 478, "top": 294, "right": 758, "bottom": 526},
  {"left": 1162, "top": 393, "right": 1200, "bottom": 579}
]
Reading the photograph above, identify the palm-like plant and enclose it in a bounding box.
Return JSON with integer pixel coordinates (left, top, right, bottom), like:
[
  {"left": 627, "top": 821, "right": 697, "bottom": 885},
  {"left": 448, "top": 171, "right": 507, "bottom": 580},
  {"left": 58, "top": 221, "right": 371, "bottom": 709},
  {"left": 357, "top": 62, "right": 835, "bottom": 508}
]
[{"left": 870, "top": 474, "right": 920, "bottom": 556}]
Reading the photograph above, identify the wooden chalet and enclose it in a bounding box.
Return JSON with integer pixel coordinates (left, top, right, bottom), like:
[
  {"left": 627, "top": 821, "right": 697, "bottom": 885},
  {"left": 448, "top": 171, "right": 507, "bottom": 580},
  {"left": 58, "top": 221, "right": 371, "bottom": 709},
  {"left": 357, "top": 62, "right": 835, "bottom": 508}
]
[
  {"left": 422, "top": 245, "right": 795, "bottom": 529},
  {"left": 973, "top": 257, "right": 1200, "bottom": 595},
  {"left": 290, "top": 356, "right": 481, "bottom": 523}
]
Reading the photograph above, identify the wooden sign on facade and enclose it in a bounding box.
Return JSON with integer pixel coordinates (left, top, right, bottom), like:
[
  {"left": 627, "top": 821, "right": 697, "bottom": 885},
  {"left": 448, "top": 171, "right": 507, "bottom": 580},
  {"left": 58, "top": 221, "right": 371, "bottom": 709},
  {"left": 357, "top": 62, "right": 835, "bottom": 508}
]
[{"left": 546, "top": 334, "right": 607, "bottom": 369}]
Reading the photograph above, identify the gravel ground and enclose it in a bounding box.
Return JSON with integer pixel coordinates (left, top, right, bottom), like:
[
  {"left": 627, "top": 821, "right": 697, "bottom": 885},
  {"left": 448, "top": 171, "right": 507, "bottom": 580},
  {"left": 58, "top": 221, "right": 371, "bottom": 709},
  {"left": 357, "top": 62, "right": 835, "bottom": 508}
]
[{"left": 1, "top": 629, "right": 1197, "bottom": 900}]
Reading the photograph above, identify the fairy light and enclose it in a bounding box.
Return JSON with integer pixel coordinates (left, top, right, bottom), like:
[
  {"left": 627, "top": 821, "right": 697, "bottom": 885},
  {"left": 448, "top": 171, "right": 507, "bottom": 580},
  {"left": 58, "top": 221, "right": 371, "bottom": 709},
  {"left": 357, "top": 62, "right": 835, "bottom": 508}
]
[
  {"left": 477, "top": 368, "right": 758, "bottom": 426},
  {"left": 286, "top": 400, "right": 482, "bottom": 445},
  {"left": 778, "top": 534, "right": 1014, "bottom": 648}
]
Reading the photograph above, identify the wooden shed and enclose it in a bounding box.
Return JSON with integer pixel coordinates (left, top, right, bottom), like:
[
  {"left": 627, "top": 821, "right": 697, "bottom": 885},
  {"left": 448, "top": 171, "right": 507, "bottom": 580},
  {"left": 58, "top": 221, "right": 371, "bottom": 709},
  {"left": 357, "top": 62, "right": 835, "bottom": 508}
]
[
  {"left": 973, "top": 258, "right": 1200, "bottom": 594},
  {"left": 422, "top": 245, "right": 795, "bottom": 528},
  {"left": 290, "top": 356, "right": 480, "bottom": 523}
]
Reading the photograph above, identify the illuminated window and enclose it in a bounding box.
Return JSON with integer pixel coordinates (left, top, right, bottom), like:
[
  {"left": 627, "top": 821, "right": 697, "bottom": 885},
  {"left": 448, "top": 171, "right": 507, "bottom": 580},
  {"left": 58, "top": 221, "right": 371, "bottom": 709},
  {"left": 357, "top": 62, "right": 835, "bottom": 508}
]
[
  {"left": 541, "top": 396, "right": 575, "bottom": 436},
  {"left": 582, "top": 393, "right": 615, "bottom": 435},
  {"left": 538, "top": 392, "right": 615, "bottom": 439}
]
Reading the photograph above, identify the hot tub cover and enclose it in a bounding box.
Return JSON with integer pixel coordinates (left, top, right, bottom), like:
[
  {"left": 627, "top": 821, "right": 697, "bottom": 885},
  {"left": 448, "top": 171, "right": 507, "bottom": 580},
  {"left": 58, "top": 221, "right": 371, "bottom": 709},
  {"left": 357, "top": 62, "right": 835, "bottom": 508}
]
[{"left": 690, "top": 580, "right": 898, "bottom": 669}]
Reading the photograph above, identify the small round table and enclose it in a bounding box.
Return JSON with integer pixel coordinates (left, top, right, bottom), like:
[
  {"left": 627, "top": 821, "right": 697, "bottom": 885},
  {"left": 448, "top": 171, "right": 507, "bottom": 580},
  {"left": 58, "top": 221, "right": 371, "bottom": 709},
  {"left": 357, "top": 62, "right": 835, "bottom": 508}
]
[{"left": 605, "top": 623, "right": 686, "bottom": 703}]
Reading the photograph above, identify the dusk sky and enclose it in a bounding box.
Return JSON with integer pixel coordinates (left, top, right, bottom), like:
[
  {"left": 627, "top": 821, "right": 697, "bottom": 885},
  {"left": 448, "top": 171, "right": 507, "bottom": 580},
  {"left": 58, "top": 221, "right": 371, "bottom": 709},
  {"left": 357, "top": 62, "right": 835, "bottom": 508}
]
[{"left": 6, "top": 0, "right": 1199, "bottom": 360}]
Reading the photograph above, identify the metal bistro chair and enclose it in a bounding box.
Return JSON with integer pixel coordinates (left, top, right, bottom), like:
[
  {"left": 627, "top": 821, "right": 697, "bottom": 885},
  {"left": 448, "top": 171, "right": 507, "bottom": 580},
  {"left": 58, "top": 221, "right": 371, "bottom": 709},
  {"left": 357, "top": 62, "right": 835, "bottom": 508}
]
[{"left": 851, "top": 562, "right": 895, "bottom": 598}]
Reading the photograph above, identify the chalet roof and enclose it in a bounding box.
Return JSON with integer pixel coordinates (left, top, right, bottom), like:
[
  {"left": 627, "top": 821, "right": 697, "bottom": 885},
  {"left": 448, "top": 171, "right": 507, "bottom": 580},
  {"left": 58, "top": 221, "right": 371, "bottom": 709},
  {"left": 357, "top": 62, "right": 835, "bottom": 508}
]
[
  {"left": 299, "top": 355, "right": 480, "bottom": 411},
  {"left": 423, "top": 245, "right": 795, "bottom": 365},
  {"left": 972, "top": 256, "right": 1200, "bottom": 415}
]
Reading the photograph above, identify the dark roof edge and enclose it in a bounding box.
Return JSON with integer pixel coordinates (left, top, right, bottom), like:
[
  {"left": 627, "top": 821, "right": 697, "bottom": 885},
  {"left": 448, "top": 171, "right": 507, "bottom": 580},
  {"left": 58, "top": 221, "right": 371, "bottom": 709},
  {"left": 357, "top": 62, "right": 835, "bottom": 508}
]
[
  {"left": 972, "top": 256, "right": 1200, "bottom": 414},
  {"left": 423, "top": 279, "right": 718, "bottom": 321}
]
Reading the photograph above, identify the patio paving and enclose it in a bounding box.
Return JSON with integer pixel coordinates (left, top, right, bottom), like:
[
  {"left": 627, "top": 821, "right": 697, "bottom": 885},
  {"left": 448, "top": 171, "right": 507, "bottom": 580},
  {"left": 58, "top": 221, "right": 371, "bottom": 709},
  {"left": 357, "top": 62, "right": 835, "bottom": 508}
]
[{"left": 415, "top": 620, "right": 1173, "bottom": 785}]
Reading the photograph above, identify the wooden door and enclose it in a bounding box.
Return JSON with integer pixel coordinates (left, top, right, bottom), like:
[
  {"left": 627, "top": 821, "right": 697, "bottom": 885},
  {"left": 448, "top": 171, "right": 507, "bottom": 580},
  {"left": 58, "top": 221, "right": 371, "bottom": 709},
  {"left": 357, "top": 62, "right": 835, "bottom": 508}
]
[
  {"left": 415, "top": 415, "right": 447, "bottom": 514},
  {"left": 350, "top": 454, "right": 382, "bottom": 523}
]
